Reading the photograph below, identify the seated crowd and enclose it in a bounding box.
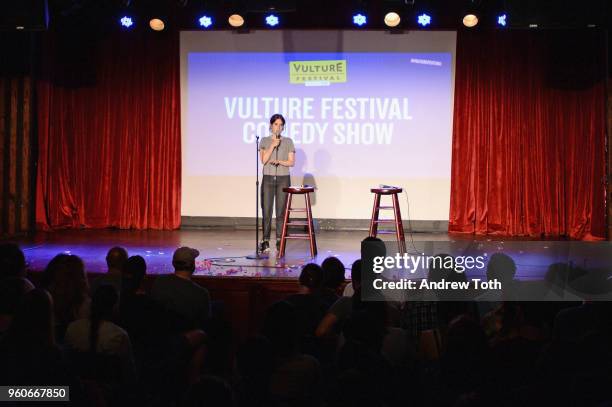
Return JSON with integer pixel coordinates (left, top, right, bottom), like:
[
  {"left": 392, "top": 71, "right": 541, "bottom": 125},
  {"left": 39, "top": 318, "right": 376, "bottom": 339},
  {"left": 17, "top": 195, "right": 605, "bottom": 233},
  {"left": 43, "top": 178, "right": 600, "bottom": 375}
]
[{"left": 0, "top": 241, "right": 611, "bottom": 406}]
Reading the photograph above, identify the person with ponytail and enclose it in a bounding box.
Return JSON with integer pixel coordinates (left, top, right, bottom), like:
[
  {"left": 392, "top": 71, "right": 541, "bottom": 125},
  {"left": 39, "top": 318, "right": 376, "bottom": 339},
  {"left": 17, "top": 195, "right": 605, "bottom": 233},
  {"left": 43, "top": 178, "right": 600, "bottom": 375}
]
[
  {"left": 0, "top": 289, "right": 74, "bottom": 385},
  {"left": 65, "top": 285, "right": 136, "bottom": 385}
]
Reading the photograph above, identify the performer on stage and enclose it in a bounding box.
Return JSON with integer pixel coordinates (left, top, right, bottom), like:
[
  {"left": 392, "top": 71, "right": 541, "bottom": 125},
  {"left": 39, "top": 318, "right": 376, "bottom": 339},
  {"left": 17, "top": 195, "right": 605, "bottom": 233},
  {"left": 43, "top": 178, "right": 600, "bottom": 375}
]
[{"left": 259, "top": 114, "right": 295, "bottom": 253}]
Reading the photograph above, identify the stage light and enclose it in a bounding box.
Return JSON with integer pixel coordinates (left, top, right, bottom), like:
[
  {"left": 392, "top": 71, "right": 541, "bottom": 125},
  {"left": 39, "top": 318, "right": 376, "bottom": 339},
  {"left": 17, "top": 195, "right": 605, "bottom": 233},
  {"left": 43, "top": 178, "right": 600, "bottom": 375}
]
[
  {"left": 462, "top": 14, "right": 478, "bottom": 27},
  {"left": 353, "top": 13, "right": 367, "bottom": 26},
  {"left": 228, "top": 14, "right": 244, "bottom": 27},
  {"left": 384, "top": 12, "right": 401, "bottom": 27},
  {"left": 120, "top": 16, "right": 133, "bottom": 28},
  {"left": 417, "top": 13, "right": 431, "bottom": 27},
  {"left": 265, "top": 14, "right": 279, "bottom": 27},
  {"left": 198, "top": 15, "right": 213, "bottom": 28},
  {"left": 149, "top": 18, "right": 165, "bottom": 31},
  {"left": 461, "top": 0, "right": 480, "bottom": 28},
  {"left": 497, "top": 13, "right": 507, "bottom": 27}
]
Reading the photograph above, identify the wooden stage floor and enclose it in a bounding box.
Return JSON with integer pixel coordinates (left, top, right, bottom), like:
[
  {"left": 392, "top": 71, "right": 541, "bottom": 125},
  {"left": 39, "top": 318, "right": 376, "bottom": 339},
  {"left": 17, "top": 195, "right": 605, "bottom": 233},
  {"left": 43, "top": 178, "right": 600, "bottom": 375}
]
[
  {"left": 13, "top": 228, "right": 604, "bottom": 281},
  {"left": 18, "top": 228, "right": 454, "bottom": 279}
]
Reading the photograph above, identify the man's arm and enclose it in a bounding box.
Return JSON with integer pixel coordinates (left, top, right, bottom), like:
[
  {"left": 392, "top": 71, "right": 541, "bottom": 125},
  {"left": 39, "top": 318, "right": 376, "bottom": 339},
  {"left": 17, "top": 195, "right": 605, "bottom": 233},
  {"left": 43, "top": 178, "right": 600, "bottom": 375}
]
[{"left": 315, "top": 313, "right": 338, "bottom": 337}]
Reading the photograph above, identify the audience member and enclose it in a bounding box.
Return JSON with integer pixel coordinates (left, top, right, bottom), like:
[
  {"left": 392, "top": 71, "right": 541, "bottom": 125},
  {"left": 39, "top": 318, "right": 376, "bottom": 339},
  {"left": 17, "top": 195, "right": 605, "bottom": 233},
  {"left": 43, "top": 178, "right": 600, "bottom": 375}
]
[
  {"left": 45, "top": 254, "right": 91, "bottom": 342},
  {"left": 65, "top": 285, "right": 136, "bottom": 385},
  {"left": 285, "top": 263, "right": 333, "bottom": 358},
  {"left": 262, "top": 301, "right": 321, "bottom": 406},
  {"left": 321, "top": 256, "right": 346, "bottom": 299},
  {"left": 120, "top": 255, "right": 166, "bottom": 346},
  {"left": 90, "top": 246, "right": 128, "bottom": 296},
  {"left": 477, "top": 253, "right": 518, "bottom": 318},
  {"left": 234, "top": 335, "right": 275, "bottom": 407},
  {"left": 0, "top": 277, "right": 33, "bottom": 340},
  {"left": 182, "top": 375, "right": 233, "bottom": 407},
  {"left": 151, "top": 247, "right": 210, "bottom": 331},
  {"left": 0, "top": 289, "right": 79, "bottom": 389},
  {"left": 0, "top": 243, "right": 34, "bottom": 291},
  {"left": 0, "top": 242, "right": 27, "bottom": 280},
  {"left": 316, "top": 259, "right": 363, "bottom": 338}
]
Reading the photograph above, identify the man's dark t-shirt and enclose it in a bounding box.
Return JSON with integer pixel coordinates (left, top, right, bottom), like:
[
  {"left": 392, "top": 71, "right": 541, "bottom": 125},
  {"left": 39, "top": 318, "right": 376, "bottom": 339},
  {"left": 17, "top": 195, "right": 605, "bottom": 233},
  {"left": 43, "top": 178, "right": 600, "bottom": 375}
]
[{"left": 150, "top": 274, "right": 211, "bottom": 331}]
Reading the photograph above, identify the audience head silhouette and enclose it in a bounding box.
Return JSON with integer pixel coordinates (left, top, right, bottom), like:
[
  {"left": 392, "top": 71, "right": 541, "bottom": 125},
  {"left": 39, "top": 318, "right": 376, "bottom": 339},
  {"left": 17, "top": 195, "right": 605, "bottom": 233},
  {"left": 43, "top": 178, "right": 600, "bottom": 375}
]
[
  {"left": 172, "top": 246, "right": 200, "bottom": 274},
  {"left": 299, "top": 263, "right": 324, "bottom": 291},
  {"left": 106, "top": 246, "right": 128, "bottom": 273},
  {"left": 486, "top": 253, "right": 516, "bottom": 283},
  {"left": 4, "top": 289, "right": 55, "bottom": 349},
  {"left": 121, "top": 255, "right": 147, "bottom": 293},
  {"left": 322, "top": 256, "right": 346, "bottom": 291},
  {"left": 0, "top": 243, "right": 26, "bottom": 280}
]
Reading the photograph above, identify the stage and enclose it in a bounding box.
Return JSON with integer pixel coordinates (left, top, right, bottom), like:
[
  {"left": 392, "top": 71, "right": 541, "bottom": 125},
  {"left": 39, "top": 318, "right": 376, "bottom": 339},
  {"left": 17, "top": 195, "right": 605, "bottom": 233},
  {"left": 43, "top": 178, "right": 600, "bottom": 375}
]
[
  {"left": 19, "top": 228, "right": 447, "bottom": 278},
  {"left": 15, "top": 228, "right": 604, "bottom": 281}
]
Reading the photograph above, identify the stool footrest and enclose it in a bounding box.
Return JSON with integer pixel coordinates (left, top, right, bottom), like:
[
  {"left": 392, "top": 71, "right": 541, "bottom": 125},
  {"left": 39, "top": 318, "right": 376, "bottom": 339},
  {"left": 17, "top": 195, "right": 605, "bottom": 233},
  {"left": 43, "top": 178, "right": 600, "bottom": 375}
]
[
  {"left": 279, "top": 189, "right": 317, "bottom": 258},
  {"left": 369, "top": 189, "right": 406, "bottom": 254}
]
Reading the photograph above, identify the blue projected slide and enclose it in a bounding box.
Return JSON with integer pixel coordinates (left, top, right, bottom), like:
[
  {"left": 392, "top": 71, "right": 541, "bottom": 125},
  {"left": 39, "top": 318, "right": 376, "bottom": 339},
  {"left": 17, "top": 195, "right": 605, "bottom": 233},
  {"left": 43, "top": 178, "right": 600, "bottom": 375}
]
[{"left": 185, "top": 52, "right": 453, "bottom": 178}]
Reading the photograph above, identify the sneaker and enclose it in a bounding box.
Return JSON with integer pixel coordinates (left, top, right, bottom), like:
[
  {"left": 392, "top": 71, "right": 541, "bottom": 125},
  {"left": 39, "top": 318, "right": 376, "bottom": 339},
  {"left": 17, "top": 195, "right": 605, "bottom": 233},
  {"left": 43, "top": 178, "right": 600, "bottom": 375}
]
[
  {"left": 276, "top": 240, "right": 281, "bottom": 251},
  {"left": 260, "top": 241, "right": 270, "bottom": 253}
]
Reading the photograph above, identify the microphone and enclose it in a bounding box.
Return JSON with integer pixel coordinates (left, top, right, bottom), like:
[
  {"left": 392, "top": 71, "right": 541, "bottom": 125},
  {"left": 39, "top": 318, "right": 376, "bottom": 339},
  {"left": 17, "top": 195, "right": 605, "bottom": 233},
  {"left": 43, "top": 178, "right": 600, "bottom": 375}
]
[{"left": 275, "top": 134, "right": 280, "bottom": 165}]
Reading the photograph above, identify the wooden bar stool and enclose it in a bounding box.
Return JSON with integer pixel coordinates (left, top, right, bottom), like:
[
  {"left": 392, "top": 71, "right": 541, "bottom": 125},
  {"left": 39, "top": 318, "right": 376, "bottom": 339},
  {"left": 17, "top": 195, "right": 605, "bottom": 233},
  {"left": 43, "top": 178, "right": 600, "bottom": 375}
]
[
  {"left": 369, "top": 187, "right": 406, "bottom": 254},
  {"left": 279, "top": 186, "right": 317, "bottom": 258}
]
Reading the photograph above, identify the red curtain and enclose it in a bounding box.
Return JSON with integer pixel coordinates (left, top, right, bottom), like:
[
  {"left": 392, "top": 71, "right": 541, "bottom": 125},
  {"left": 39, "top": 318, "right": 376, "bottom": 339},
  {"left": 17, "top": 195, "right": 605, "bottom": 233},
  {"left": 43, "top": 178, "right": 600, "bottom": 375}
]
[
  {"left": 36, "top": 30, "right": 181, "bottom": 230},
  {"left": 34, "top": 29, "right": 606, "bottom": 236},
  {"left": 449, "top": 30, "right": 607, "bottom": 240}
]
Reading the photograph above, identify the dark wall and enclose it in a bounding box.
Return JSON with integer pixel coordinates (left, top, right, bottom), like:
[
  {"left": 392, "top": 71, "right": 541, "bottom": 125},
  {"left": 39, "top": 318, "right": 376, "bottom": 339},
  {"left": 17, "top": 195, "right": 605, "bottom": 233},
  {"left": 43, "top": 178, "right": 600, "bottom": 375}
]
[{"left": 0, "top": 33, "right": 38, "bottom": 238}]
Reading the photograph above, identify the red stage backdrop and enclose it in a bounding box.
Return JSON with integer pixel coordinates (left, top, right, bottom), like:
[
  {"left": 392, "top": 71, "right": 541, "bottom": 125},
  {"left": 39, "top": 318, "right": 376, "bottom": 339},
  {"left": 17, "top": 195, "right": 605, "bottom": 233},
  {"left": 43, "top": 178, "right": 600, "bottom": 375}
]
[
  {"left": 36, "top": 30, "right": 181, "bottom": 230},
  {"left": 449, "top": 30, "right": 607, "bottom": 240},
  {"left": 35, "top": 30, "right": 607, "bottom": 238}
]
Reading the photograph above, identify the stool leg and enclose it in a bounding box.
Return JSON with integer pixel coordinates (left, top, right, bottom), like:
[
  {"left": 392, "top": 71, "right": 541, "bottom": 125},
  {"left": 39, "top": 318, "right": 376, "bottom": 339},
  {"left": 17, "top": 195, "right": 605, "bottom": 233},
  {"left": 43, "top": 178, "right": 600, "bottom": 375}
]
[
  {"left": 369, "top": 193, "right": 381, "bottom": 238},
  {"left": 392, "top": 193, "right": 406, "bottom": 254},
  {"left": 305, "top": 192, "right": 317, "bottom": 257},
  {"left": 395, "top": 195, "right": 406, "bottom": 254},
  {"left": 279, "top": 193, "right": 292, "bottom": 257}
]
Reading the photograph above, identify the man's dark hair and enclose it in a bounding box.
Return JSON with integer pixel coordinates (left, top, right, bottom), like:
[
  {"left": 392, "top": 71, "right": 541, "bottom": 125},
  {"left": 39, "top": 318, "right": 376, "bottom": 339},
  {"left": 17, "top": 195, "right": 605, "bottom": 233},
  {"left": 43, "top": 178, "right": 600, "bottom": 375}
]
[
  {"left": 106, "top": 246, "right": 128, "bottom": 271},
  {"left": 322, "top": 256, "right": 346, "bottom": 290},
  {"left": 89, "top": 285, "right": 119, "bottom": 352},
  {"left": 486, "top": 253, "right": 516, "bottom": 283},
  {"left": 299, "top": 263, "right": 324, "bottom": 290},
  {"left": 0, "top": 243, "right": 26, "bottom": 280},
  {"left": 121, "top": 255, "right": 147, "bottom": 293}
]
